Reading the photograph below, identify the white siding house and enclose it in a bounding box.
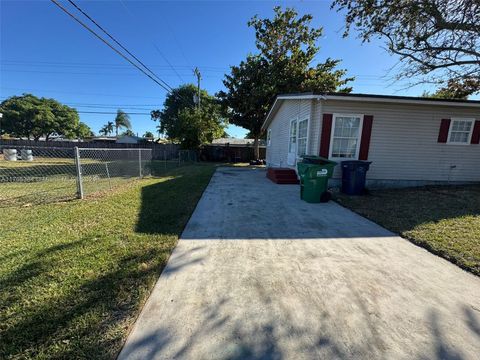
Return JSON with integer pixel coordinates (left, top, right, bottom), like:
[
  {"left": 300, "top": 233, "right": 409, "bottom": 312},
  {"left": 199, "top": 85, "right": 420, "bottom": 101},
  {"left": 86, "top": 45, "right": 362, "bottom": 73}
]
[{"left": 262, "top": 93, "right": 480, "bottom": 187}]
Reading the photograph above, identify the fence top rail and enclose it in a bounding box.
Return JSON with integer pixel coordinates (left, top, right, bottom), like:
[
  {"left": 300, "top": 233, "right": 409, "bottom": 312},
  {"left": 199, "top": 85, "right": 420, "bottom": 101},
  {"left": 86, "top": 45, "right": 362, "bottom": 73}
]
[
  {"left": 77, "top": 147, "right": 152, "bottom": 151},
  {"left": 0, "top": 145, "right": 75, "bottom": 151}
]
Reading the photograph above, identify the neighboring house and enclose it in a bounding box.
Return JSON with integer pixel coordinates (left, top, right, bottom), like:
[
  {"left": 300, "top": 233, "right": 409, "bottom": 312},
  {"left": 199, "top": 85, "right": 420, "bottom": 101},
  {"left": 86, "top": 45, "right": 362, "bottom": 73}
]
[
  {"left": 116, "top": 135, "right": 145, "bottom": 144},
  {"left": 91, "top": 136, "right": 117, "bottom": 143},
  {"left": 262, "top": 93, "right": 480, "bottom": 187},
  {"left": 211, "top": 138, "right": 266, "bottom": 147},
  {"left": 205, "top": 138, "right": 266, "bottom": 162}
]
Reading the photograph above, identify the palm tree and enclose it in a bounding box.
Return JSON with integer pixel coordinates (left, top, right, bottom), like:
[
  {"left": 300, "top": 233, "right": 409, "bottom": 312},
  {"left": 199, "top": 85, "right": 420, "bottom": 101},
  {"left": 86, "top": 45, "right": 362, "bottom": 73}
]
[
  {"left": 143, "top": 131, "right": 154, "bottom": 138},
  {"left": 114, "top": 109, "right": 131, "bottom": 137},
  {"left": 99, "top": 121, "right": 114, "bottom": 136}
]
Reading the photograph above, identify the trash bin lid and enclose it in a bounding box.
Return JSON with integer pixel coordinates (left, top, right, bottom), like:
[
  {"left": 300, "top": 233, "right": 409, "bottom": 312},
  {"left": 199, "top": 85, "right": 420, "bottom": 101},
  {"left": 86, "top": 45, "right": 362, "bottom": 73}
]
[
  {"left": 341, "top": 160, "right": 372, "bottom": 169},
  {"left": 301, "top": 155, "right": 337, "bottom": 166}
]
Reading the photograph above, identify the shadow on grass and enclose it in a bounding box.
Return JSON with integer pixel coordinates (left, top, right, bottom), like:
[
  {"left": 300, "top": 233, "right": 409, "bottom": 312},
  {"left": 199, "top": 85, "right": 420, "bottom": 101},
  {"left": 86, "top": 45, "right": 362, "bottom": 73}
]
[
  {"left": 336, "top": 185, "right": 480, "bottom": 234},
  {"left": 0, "top": 165, "right": 216, "bottom": 359},
  {"left": 0, "top": 235, "right": 204, "bottom": 359},
  {"left": 136, "top": 166, "right": 215, "bottom": 235},
  {"left": 335, "top": 184, "right": 480, "bottom": 275}
]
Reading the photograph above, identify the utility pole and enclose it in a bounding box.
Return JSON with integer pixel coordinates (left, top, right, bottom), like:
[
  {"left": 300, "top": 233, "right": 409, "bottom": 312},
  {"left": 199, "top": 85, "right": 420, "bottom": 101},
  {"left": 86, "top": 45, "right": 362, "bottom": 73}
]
[{"left": 193, "top": 67, "right": 201, "bottom": 110}]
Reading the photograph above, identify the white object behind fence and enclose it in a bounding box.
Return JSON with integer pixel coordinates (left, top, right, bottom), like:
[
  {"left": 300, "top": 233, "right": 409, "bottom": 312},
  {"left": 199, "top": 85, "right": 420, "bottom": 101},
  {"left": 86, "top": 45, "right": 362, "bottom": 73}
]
[
  {"left": 1, "top": 145, "right": 194, "bottom": 206},
  {"left": 20, "top": 149, "right": 33, "bottom": 161},
  {"left": 4, "top": 149, "right": 17, "bottom": 161}
]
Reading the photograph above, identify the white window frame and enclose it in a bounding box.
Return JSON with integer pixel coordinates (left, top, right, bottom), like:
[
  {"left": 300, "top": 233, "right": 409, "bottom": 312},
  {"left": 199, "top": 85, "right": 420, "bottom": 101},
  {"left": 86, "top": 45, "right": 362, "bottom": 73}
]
[
  {"left": 288, "top": 118, "right": 298, "bottom": 153},
  {"left": 447, "top": 118, "right": 475, "bottom": 145},
  {"left": 328, "top": 113, "right": 364, "bottom": 160},
  {"left": 296, "top": 118, "right": 309, "bottom": 158},
  {"left": 267, "top": 129, "right": 272, "bottom": 146}
]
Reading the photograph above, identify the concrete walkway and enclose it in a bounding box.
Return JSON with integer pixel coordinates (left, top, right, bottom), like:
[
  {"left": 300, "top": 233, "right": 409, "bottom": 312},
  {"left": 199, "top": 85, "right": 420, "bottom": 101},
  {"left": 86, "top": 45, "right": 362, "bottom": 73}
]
[{"left": 119, "top": 167, "right": 480, "bottom": 360}]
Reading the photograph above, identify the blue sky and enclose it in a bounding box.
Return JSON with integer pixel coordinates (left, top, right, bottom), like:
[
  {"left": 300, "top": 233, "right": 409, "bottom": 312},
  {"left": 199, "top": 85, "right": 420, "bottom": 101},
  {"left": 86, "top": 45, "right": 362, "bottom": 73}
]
[{"left": 0, "top": 0, "right": 455, "bottom": 138}]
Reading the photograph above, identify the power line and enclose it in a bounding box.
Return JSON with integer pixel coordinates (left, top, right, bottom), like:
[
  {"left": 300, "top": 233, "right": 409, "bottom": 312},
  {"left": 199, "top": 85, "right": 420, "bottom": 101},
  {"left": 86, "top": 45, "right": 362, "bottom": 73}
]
[
  {"left": 63, "top": 0, "right": 175, "bottom": 92},
  {"left": 76, "top": 110, "right": 151, "bottom": 115},
  {"left": 21, "top": 100, "right": 159, "bottom": 107},
  {"left": 0, "top": 100, "right": 158, "bottom": 111},
  {"left": 1, "top": 60, "right": 229, "bottom": 71},
  {"left": 118, "top": 0, "right": 186, "bottom": 83},
  {"left": 50, "top": 0, "right": 173, "bottom": 94},
  {"left": 158, "top": 5, "right": 193, "bottom": 69},
  {"left": 0, "top": 69, "right": 222, "bottom": 78},
  {"left": 56, "top": 0, "right": 193, "bottom": 106},
  {"left": 70, "top": 105, "right": 155, "bottom": 111},
  {"left": 0, "top": 68, "right": 400, "bottom": 82},
  {"left": 0, "top": 86, "right": 163, "bottom": 99}
]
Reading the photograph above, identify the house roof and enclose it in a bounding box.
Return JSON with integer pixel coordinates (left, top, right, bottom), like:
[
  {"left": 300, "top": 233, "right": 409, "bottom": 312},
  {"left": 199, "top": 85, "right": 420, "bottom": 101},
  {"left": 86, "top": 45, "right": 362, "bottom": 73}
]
[
  {"left": 262, "top": 92, "right": 480, "bottom": 130},
  {"left": 117, "top": 135, "right": 143, "bottom": 140},
  {"left": 91, "top": 136, "right": 117, "bottom": 141}
]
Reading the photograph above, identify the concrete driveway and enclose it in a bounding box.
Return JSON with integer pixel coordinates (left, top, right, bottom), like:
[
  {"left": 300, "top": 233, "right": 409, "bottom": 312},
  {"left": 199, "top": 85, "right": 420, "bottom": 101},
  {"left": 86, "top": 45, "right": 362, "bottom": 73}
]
[{"left": 119, "top": 167, "right": 480, "bottom": 360}]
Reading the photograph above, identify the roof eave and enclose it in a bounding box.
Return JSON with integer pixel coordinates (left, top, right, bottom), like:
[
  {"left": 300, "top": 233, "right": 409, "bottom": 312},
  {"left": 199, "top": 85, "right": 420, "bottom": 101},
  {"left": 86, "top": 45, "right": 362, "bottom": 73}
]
[
  {"left": 261, "top": 94, "right": 326, "bottom": 131},
  {"left": 324, "top": 95, "right": 480, "bottom": 108}
]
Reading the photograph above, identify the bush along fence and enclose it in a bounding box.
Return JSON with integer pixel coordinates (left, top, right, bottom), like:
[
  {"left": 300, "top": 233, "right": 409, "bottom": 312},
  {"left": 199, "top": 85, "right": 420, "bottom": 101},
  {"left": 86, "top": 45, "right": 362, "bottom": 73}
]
[{"left": 0, "top": 145, "right": 197, "bottom": 206}]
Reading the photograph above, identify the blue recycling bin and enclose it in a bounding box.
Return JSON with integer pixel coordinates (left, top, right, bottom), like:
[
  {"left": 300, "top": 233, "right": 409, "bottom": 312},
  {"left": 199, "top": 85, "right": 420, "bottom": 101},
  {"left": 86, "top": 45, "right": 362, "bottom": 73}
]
[{"left": 341, "top": 161, "right": 371, "bottom": 195}]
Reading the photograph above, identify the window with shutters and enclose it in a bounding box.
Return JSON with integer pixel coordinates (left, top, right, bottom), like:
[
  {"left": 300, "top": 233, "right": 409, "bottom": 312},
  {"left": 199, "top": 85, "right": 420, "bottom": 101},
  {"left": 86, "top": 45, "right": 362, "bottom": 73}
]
[
  {"left": 329, "top": 114, "right": 363, "bottom": 159},
  {"left": 447, "top": 118, "right": 474, "bottom": 144}
]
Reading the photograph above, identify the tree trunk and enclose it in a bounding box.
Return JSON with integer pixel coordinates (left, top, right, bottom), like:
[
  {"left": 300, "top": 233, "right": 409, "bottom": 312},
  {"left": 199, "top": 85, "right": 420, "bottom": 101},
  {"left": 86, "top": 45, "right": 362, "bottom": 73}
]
[
  {"left": 253, "top": 135, "right": 259, "bottom": 160},
  {"left": 115, "top": 126, "right": 119, "bottom": 137}
]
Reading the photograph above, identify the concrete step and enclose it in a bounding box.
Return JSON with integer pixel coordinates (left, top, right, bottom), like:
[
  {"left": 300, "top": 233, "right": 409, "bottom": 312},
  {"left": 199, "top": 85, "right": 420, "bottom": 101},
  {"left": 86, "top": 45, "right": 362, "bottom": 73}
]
[{"left": 267, "top": 168, "right": 299, "bottom": 184}]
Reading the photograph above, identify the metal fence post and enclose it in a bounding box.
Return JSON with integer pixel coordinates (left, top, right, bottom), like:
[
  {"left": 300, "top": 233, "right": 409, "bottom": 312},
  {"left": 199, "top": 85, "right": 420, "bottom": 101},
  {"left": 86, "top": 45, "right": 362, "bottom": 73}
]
[
  {"left": 74, "top": 147, "right": 84, "bottom": 199},
  {"left": 138, "top": 148, "right": 142, "bottom": 178}
]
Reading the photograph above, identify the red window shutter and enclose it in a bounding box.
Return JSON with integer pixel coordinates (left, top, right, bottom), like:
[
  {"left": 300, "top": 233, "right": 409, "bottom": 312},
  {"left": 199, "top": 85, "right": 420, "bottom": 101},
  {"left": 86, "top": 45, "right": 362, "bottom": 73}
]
[
  {"left": 438, "top": 119, "right": 451, "bottom": 143},
  {"left": 319, "top": 113, "right": 333, "bottom": 157},
  {"left": 359, "top": 115, "right": 373, "bottom": 160},
  {"left": 471, "top": 120, "right": 480, "bottom": 144}
]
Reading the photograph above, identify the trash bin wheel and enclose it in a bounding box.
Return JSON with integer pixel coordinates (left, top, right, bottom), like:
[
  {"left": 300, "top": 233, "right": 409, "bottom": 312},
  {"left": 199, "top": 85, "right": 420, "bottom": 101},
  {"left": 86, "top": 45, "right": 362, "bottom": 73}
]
[{"left": 320, "top": 191, "right": 332, "bottom": 203}]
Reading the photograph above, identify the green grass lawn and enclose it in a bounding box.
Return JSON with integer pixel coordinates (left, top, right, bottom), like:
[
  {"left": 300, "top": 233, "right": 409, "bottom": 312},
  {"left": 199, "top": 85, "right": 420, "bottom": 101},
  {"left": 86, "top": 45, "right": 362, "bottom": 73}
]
[
  {"left": 0, "top": 164, "right": 216, "bottom": 359},
  {"left": 0, "top": 159, "right": 193, "bottom": 206},
  {"left": 335, "top": 185, "right": 480, "bottom": 275}
]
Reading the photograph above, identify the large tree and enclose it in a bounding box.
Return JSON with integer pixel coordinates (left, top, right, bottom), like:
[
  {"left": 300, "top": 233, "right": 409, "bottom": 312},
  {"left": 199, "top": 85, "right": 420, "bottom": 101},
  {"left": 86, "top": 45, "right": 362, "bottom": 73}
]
[
  {"left": 151, "top": 84, "right": 226, "bottom": 149},
  {"left": 332, "top": 0, "right": 480, "bottom": 96},
  {"left": 0, "top": 94, "right": 83, "bottom": 140},
  {"left": 114, "top": 109, "right": 132, "bottom": 137},
  {"left": 218, "top": 7, "right": 353, "bottom": 158},
  {"left": 77, "top": 122, "right": 94, "bottom": 139},
  {"left": 423, "top": 78, "right": 480, "bottom": 100}
]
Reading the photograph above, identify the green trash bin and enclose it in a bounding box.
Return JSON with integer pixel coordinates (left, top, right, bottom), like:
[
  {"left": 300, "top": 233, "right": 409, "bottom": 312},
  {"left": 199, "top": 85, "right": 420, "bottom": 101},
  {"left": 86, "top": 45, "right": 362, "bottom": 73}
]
[{"left": 297, "top": 156, "right": 337, "bottom": 203}]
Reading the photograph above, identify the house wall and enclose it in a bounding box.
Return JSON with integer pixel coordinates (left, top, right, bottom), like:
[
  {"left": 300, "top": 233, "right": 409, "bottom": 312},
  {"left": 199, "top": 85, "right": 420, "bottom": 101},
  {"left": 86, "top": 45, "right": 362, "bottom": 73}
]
[
  {"left": 266, "top": 99, "right": 313, "bottom": 168},
  {"left": 318, "top": 100, "right": 480, "bottom": 184}
]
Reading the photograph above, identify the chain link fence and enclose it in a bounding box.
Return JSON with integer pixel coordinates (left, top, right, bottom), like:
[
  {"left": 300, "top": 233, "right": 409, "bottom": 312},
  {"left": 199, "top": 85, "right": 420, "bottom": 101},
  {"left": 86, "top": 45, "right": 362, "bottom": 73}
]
[
  {"left": 0, "top": 146, "right": 77, "bottom": 206},
  {"left": 0, "top": 145, "right": 198, "bottom": 206},
  {"left": 76, "top": 148, "right": 152, "bottom": 198}
]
